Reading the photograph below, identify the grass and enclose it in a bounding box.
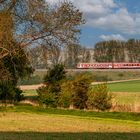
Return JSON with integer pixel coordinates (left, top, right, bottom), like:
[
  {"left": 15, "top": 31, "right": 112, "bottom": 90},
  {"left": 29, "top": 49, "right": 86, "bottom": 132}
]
[
  {"left": 23, "top": 90, "right": 37, "bottom": 96},
  {"left": 0, "top": 105, "right": 140, "bottom": 140},
  {"left": 1, "top": 105, "right": 140, "bottom": 121},
  {"left": 0, "top": 104, "right": 140, "bottom": 140},
  {"left": 108, "top": 80, "right": 140, "bottom": 92}
]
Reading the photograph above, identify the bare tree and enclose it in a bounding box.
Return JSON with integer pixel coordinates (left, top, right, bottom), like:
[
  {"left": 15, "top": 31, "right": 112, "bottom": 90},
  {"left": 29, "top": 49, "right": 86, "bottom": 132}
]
[{"left": 0, "top": 0, "right": 84, "bottom": 61}]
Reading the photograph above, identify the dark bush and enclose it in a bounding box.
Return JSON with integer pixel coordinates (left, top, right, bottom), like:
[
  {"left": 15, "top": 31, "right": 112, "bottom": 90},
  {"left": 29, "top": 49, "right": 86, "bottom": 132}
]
[
  {"left": 37, "top": 86, "right": 57, "bottom": 108},
  {"left": 0, "top": 81, "right": 24, "bottom": 105},
  {"left": 71, "top": 73, "right": 92, "bottom": 109},
  {"left": 44, "top": 64, "right": 66, "bottom": 85},
  {"left": 37, "top": 64, "right": 66, "bottom": 107}
]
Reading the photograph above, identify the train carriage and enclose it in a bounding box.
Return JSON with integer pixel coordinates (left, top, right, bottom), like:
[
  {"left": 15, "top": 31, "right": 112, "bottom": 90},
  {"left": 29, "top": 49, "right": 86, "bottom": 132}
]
[{"left": 77, "top": 63, "right": 140, "bottom": 69}]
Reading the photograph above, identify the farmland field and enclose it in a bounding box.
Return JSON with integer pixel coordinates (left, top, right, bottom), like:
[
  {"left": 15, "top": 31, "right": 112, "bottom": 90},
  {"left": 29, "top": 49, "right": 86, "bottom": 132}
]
[
  {"left": 0, "top": 106, "right": 140, "bottom": 140},
  {"left": 108, "top": 80, "right": 140, "bottom": 92}
]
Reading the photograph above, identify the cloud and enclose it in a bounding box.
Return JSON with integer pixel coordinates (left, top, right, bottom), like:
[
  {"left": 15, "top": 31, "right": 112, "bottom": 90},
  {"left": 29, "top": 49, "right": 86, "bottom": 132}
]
[
  {"left": 45, "top": 0, "right": 140, "bottom": 35},
  {"left": 46, "top": 0, "right": 116, "bottom": 16},
  {"left": 100, "top": 34, "right": 126, "bottom": 41}
]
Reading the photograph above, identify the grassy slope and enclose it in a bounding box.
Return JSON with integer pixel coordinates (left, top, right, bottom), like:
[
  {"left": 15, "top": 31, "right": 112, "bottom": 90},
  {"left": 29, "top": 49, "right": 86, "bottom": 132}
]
[
  {"left": 108, "top": 80, "right": 140, "bottom": 92},
  {"left": 0, "top": 105, "right": 140, "bottom": 140}
]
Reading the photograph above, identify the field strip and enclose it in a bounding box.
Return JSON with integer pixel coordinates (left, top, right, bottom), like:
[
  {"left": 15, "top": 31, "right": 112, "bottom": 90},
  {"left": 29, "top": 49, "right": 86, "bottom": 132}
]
[{"left": 20, "top": 78, "right": 140, "bottom": 90}]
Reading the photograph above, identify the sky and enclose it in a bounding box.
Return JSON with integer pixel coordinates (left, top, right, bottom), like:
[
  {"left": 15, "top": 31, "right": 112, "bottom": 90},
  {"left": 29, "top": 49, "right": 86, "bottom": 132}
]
[{"left": 46, "top": 0, "right": 140, "bottom": 48}]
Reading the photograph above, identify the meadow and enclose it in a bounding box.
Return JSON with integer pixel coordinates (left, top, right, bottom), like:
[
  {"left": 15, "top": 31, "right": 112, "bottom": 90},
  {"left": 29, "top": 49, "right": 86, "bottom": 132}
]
[{"left": 0, "top": 105, "right": 140, "bottom": 140}]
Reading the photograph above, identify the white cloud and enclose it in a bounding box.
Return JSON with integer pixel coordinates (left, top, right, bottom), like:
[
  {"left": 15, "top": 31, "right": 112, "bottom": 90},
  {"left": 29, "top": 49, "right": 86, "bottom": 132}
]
[
  {"left": 45, "top": 0, "right": 140, "bottom": 35},
  {"left": 100, "top": 34, "right": 126, "bottom": 41},
  {"left": 46, "top": 0, "right": 116, "bottom": 14},
  {"left": 90, "top": 8, "right": 137, "bottom": 34}
]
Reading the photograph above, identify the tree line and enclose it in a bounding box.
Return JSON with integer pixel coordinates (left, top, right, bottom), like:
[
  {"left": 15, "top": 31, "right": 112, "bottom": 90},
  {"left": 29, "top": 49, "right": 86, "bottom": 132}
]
[
  {"left": 94, "top": 39, "right": 140, "bottom": 63},
  {"left": 29, "top": 44, "right": 92, "bottom": 69}
]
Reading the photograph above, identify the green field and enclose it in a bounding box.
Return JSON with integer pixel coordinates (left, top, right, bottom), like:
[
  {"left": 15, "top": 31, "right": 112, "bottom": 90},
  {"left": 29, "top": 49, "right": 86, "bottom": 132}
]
[
  {"left": 0, "top": 105, "right": 140, "bottom": 140},
  {"left": 108, "top": 80, "right": 140, "bottom": 92}
]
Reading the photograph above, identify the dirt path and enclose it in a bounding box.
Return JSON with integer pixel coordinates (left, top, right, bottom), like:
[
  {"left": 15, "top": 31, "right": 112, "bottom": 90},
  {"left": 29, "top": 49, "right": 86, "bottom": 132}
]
[{"left": 20, "top": 84, "right": 44, "bottom": 90}]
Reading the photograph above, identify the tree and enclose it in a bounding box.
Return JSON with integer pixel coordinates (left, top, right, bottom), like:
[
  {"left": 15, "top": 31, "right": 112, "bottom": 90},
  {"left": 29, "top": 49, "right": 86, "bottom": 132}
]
[
  {"left": 127, "top": 39, "right": 140, "bottom": 62},
  {"left": 0, "top": 0, "right": 84, "bottom": 60}
]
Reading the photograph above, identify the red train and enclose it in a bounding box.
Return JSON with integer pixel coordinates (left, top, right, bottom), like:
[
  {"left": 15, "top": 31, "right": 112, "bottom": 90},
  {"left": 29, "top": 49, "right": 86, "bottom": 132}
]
[{"left": 77, "top": 63, "right": 140, "bottom": 69}]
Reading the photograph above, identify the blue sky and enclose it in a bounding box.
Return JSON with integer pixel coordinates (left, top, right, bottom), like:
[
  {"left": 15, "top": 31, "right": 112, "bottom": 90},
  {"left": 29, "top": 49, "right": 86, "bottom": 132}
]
[{"left": 46, "top": 0, "right": 140, "bottom": 47}]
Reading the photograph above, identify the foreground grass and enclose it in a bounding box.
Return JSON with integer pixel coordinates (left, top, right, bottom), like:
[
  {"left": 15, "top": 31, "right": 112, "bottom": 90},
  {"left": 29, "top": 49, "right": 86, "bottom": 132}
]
[
  {"left": 0, "top": 105, "right": 140, "bottom": 140},
  {"left": 108, "top": 80, "right": 140, "bottom": 92},
  {"left": 1, "top": 105, "right": 140, "bottom": 121}
]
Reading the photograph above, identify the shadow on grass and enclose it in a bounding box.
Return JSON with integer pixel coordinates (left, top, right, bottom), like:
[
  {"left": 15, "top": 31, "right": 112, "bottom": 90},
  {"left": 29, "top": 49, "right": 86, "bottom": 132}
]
[{"left": 0, "top": 132, "right": 140, "bottom": 140}]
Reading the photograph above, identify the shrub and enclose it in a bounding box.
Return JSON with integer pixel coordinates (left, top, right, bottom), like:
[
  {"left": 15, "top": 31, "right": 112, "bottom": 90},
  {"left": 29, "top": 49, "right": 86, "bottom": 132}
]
[
  {"left": 58, "top": 80, "right": 72, "bottom": 108},
  {"left": 37, "top": 64, "right": 66, "bottom": 107},
  {"left": 87, "top": 83, "right": 113, "bottom": 111},
  {"left": 118, "top": 73, "right": 124, "bottom": 77},
  {"left": 37, "top": 86, "right": 57, "bottom": 108},
  {"left": 71, "top": 73, "right": 92, "bottom": 109}
]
